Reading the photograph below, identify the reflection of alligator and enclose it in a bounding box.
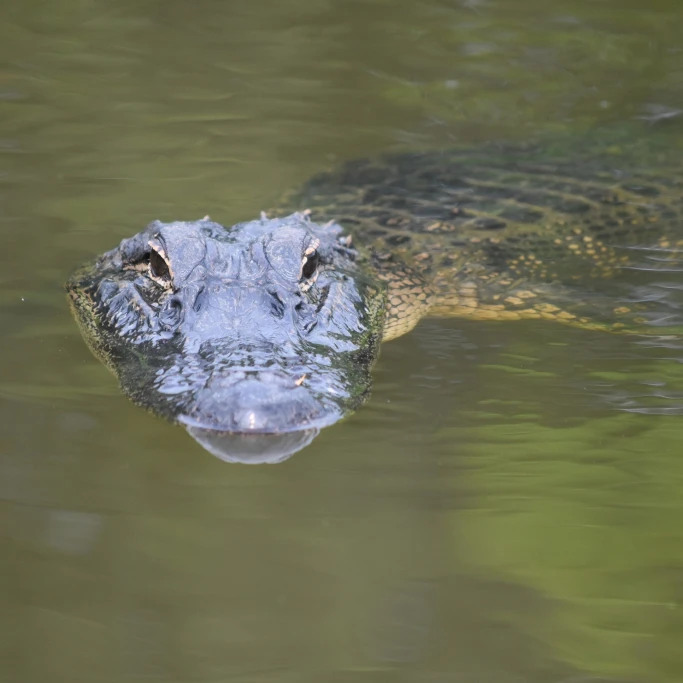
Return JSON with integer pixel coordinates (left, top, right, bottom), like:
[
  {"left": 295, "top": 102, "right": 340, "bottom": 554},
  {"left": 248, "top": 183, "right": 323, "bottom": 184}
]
[{"left": 67, "top": 125, "right": 683, "bottom": 462}]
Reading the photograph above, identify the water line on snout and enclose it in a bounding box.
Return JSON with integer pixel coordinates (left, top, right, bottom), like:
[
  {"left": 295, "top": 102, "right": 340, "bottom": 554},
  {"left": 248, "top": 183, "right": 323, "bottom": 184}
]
[{"left": 184, "top": 425, "right": 320, "bottom": 464}]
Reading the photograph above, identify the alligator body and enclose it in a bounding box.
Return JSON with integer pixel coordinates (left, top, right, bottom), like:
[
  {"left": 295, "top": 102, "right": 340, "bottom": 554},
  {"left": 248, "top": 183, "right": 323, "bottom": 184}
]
[{"left": 67, "top": 125, "right": 683, "bottom": 462}]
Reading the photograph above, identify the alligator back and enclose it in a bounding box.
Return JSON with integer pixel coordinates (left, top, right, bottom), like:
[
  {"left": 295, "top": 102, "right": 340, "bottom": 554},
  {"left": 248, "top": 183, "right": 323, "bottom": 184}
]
[{"left": 290, "top": 124, "right": 683, "bottom": 335}]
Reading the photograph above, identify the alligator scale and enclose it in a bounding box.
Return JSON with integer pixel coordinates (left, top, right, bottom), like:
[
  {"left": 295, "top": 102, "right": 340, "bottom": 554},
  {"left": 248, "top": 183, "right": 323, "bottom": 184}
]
[{"left": 67, "top": 125, "right": 683, "bottom": 462}]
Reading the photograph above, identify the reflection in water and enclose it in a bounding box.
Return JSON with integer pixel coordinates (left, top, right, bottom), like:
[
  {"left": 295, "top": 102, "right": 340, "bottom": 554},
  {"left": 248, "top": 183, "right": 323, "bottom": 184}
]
[
  {"left": 186, "top": 426, "right": 319, "bottom": 464},
  {"left": 3, "top": 0, "right": 683, "bottom": 680}
]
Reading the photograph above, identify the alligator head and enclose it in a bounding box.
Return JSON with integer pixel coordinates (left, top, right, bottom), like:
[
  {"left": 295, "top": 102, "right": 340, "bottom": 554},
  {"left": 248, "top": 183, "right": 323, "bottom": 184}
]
[{"left": 67, "top": 213, "right": 386, "bottom": 463}]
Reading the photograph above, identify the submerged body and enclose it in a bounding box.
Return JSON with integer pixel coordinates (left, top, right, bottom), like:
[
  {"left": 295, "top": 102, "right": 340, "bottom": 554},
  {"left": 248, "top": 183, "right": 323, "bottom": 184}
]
[{"left": 67, "top": 125, "right": 683, "bottom": 461}]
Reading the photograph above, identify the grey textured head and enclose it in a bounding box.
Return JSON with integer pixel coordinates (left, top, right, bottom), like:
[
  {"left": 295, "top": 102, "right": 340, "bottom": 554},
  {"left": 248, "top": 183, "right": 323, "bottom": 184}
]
[{"left": 67, "top": 213, "right": 386, "bottom": 461}]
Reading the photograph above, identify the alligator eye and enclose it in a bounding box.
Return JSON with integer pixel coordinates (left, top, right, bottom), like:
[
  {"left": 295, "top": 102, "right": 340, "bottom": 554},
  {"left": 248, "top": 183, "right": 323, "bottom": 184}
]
[
  {"left": 301, "top": 250, "right": 319, "bottom": 280},
  {"left": 149, "top": 249, "right": 172, "bottom": 286}
]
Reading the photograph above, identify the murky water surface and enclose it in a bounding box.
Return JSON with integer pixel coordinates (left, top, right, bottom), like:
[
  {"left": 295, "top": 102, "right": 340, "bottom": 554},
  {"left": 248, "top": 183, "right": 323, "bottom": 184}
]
[{"left": 3, "top": 0, "right": 683, "bottom": 680}]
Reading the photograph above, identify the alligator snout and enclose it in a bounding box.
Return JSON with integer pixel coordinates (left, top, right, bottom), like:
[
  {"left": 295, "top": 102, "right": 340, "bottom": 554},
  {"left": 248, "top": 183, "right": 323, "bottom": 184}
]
[{"left": 179, "top": 369, "right": 332, "bottom": 434}]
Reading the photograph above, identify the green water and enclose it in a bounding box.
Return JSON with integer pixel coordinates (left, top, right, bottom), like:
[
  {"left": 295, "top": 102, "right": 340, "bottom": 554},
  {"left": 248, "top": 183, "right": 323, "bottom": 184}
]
[{"left": 3, "top": 0, "right": 683, "bottom": 680}]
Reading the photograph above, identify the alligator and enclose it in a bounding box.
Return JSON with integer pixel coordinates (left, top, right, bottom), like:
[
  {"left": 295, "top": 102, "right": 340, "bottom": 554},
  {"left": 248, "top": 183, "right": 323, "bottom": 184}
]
[{"left": 67, "top": 124, "right": 683, "bottom": 462}]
